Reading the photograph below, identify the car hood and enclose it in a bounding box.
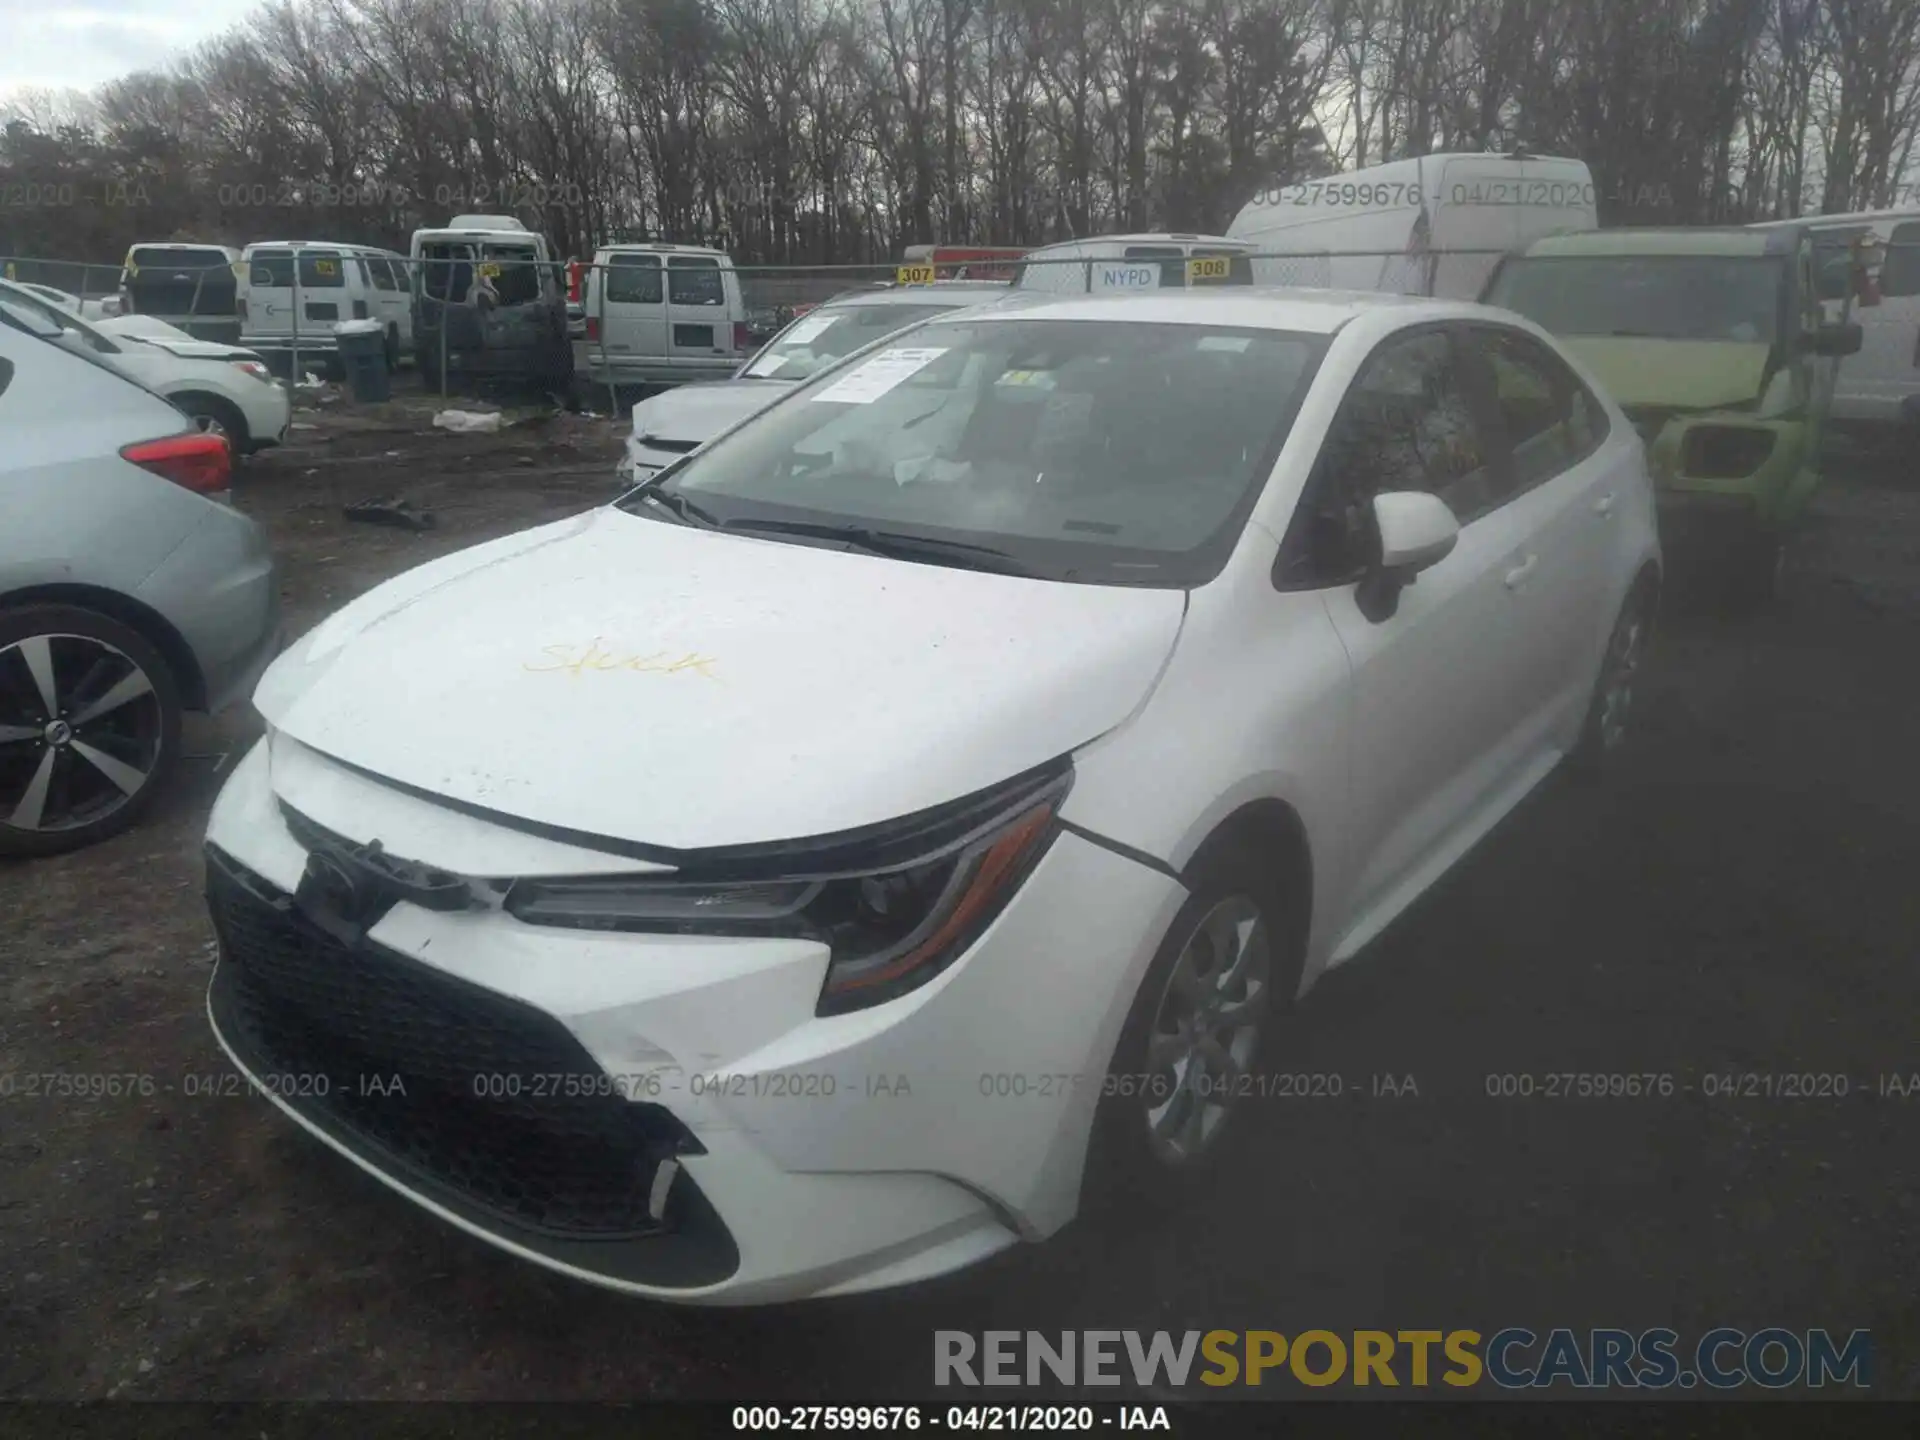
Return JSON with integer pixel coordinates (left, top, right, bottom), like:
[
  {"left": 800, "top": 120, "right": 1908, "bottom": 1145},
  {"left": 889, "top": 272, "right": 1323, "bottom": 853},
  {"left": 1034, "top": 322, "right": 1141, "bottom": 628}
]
[
  {"left": 1559, "top": 337, "right": 1773, "bottom": 412},
  {"left": 254, "top": 508, "right": 1187, "bottom": 853},
  {"left": 628, "top": 378, "right": 794, "bottom": 447}
]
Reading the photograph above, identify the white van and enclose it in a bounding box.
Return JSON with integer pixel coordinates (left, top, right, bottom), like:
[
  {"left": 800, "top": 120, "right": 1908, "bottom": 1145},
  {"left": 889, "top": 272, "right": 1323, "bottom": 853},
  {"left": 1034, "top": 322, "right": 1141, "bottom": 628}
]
[
  {"left": 1228, "top": 152, "right": 1598, "bottom": 300},
  {"left": 238, "top": 240, "right": 413, "bottom": 373},
  {"left": 579, "top": 242, "right": 749, "bottom": 386},
  {"left": 1749, "top": 207, "right": 1920, "bottom": 431},
  {"left": 1011, "top": 233, "right": 1256, "bottom": 294},
  {"left": 118, "top": 242, "right": 243, "bottom": 345},
  {"left": 410, "top": 215, "right": 571, "bottom": 387}
]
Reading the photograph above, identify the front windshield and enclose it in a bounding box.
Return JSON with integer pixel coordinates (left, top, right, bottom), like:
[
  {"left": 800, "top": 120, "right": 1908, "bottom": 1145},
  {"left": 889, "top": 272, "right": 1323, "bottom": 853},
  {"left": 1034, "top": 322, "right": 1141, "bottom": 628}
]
[
  {"left": 740, "top": 301, "right": 980, "bottom": 381},
  {"left": 634, "top": 317, "right": 1327, "bottom": 587},
  {"left": 1485, "top": 256, "right": 1786, "bottom": 344},
  {"left": 0, "top": 283, "right": 115, "bottom": 353}
]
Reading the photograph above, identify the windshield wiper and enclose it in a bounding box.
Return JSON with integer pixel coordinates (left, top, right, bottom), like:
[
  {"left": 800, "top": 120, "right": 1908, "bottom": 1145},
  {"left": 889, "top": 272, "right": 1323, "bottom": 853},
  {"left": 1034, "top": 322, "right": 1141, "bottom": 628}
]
[
  {"left": 719, "top": 517, "right": 1034, "bottom": 575},
  {"left": 636, "top": 487, "right": 721, "bottom": 528}
]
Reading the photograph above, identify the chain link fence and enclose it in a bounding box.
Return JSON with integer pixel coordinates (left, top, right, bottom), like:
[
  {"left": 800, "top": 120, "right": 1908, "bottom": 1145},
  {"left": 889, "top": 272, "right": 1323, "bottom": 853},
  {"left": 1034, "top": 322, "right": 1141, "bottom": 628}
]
[{"left": 6, "top": 239, "right": 1914, "bottom": 420}]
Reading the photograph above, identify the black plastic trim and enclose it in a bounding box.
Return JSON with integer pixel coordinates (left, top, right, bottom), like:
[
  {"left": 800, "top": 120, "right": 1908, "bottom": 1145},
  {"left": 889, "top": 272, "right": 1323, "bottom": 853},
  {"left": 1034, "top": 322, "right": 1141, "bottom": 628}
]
[{"left": 1058, "top": 820, "right": 1185, "bottom": 886}]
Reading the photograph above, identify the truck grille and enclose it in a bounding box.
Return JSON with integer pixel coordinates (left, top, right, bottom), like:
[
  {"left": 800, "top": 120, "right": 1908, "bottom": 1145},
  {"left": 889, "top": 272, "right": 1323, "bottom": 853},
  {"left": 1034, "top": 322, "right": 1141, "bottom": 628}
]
[{"left": 205, "top": 846, "right": 700, "bottom": 1240}]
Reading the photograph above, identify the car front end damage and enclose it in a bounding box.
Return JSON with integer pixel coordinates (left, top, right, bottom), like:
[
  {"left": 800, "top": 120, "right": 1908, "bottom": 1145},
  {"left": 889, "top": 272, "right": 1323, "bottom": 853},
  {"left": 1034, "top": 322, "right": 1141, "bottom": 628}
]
[
  {"left": 1627, "top": 406, "right": 1812, "bottom": 545},
  {"left": 201, "top": 734, "right": 1184, "bottom": 1304}
]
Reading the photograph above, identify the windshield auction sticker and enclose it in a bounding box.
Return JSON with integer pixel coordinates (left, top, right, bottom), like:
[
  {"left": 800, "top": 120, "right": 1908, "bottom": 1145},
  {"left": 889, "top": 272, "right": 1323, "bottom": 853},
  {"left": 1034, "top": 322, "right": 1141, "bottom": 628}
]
[
  {"left": 743, "top": 353, "right": 790, "bottom": 377},
  {"left": 810, "top": 346, "right": 949, "bottom": 404},
  {"left": 780, "top": 313, "right": 840, "bottom": 347}
]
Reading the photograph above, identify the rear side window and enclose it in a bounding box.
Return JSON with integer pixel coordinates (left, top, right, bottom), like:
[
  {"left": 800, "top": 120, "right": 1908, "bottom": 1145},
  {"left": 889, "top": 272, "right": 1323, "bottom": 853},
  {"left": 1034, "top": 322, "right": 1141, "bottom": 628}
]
[
  {"left": 422, "top": 243, "right": 473, "bottom": 301},
  {"left": 605, "top": 254, "right": 663, "bottom": 304},
  {"left": 1124, "top": 245, "right": 1187, "bottom": 287},
  {"left": 1470, "top": 326, "right": 1609, "bottom": 493},
  {"left": 299, "top": 252, "right": 345, "bottom": 288},
  {"left": 1190, "top": 248, "right": 1255, "bottom": 287},
  {"left": 249, "top": 250, "right": 294, "bottom": 286},
  {"left": 131, "top": 247, "right": 227, "bottom": 270},
  {"left": 1881, "top": 222, "right": 1920, "bottom": 299},
  {"left": 667, "top": 257, "right": 724, "bottom": 305}
]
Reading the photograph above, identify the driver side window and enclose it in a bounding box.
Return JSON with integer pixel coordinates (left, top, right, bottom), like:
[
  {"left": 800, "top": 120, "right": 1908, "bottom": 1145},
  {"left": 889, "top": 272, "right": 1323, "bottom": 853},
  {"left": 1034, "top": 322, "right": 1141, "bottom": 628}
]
[{"left": 1278, "top": 329, "right": 1497, "bottom": 588}]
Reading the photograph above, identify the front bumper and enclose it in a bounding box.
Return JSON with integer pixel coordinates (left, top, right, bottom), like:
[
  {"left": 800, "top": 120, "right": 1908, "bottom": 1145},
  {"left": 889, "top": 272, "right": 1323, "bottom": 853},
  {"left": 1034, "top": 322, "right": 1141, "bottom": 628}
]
[
  {"left": 202, "top": 740, "right": 1184, "bottom": 1303},
  {"left": 580, "top": 351, "right": 741, "bottom": 387}
]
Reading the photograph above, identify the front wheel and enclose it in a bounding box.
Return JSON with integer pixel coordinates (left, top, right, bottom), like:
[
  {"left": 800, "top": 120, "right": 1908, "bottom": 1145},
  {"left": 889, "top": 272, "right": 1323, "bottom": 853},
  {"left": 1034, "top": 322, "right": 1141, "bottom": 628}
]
[
  {"left": 0, "top": 605, "right": 183, "bottom": 858},
  {"left": 1086, "top": 849, "right": 1301, "bottom": 1208}
]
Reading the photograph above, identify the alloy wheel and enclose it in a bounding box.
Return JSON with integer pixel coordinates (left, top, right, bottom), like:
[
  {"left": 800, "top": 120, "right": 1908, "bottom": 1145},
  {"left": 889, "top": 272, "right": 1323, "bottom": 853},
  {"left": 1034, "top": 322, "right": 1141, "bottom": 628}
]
[
  {"left": 1141, "top": 895, "right": 1272, "bottom": 1167},
  {"left": 0, "top": 632, "right": 165, "bottom": 834},
  {"left": 1597, "top": 609, "right": 1645, "bottom": 753}
]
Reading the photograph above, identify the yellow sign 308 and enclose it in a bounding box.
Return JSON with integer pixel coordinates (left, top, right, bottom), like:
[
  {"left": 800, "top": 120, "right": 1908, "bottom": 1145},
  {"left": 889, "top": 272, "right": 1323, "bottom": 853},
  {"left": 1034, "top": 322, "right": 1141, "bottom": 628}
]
[{"left": 1187, "top": 255, "right": 1230, "bottom": 282}]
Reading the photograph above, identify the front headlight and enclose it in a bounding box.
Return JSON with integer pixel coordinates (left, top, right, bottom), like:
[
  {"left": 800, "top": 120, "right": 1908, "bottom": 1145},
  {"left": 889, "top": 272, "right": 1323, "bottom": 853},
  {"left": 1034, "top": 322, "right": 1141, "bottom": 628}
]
[{"left": 504, "top": 767, "right": 1071, "bottom": 1014}]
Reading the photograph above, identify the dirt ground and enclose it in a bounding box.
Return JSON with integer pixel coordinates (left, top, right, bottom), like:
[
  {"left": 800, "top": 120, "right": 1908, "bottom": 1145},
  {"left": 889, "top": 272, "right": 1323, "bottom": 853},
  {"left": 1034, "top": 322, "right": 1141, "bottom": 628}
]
[{"left": 2, "top": 381, "right": 1919, "bottom": 1402}]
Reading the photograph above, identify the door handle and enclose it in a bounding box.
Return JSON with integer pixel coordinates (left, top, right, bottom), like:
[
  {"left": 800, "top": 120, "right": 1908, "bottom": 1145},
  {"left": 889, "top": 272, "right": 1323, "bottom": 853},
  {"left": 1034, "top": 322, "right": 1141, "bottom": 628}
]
[
  {"left": 1594, "top": 493, "right": 1617, "bottom": 517},
  {"left": 1504, "top": 554, "right": 1539, "bottom": 589}
]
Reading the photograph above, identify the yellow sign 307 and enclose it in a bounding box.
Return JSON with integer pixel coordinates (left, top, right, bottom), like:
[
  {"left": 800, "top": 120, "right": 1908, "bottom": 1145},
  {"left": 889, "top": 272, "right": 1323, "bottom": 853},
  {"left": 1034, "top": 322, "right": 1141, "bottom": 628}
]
[{"left": 896, "top": 264, "right": 936, "bottom": 285}]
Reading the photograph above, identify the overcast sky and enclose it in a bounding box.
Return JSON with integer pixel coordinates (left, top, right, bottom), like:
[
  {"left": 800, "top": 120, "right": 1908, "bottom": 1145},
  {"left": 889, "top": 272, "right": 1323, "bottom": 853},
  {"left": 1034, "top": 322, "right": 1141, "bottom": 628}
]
[{"left": 0, "top": 0, "right": 260, "bottom": 101}]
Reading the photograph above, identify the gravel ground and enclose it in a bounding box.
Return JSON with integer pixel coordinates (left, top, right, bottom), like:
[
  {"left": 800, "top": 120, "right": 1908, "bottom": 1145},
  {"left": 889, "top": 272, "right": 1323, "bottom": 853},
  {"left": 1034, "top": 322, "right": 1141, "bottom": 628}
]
[{"left": 2, "top": 386, "right": 1917, "bottom": 1402}]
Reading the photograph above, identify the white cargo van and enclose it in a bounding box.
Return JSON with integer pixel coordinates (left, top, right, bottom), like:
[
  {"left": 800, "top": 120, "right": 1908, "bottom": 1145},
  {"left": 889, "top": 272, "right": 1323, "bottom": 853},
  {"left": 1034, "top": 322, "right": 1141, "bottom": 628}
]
[
  {"left": 239, "top": 240, "right": 413, "bottom": 374},
  {"left": 410, "top": 215, "right": 571, "bottom": 388},
  {"left": 1749, "top": 207, "right": 1920, "bottom": 432},
  {"left": 1011, "top": 233, "right": 1256, "bottom": 294},
  {"left": 1228, "top": 152, "right": 1597, "bottom": 300},
  {"left": 579, "top": 243, "right": 748, "bottom": 386}
]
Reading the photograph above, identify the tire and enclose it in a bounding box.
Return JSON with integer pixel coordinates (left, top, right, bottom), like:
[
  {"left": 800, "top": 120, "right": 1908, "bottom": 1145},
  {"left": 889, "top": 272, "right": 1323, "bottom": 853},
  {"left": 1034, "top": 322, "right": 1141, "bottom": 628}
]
[
  {"left": 0, "top": 604, "right": 184, "bottom": 859},
  {"left": 175, "top": 393, "right": 251, "bottom": 459},
  {"left": 1085, "top": 845, "right": 1304, "bottom": 1211},
  {"left": 1571, "top": 579, "right": 1655, "bottom": 775}
]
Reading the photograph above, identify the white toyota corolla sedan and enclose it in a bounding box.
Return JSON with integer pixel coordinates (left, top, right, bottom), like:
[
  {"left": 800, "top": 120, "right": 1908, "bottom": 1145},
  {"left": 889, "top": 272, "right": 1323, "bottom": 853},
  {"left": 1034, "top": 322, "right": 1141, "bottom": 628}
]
[{"left": 203, "top": 288, "right": 1660, "bottom": 1305}]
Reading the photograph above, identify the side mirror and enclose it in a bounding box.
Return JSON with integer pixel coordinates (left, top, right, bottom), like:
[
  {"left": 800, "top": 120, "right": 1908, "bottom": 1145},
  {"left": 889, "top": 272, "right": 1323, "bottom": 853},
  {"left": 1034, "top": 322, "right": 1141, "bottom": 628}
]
[
  {"left": 1355, "top": 491, "right": 1460, "bottom": 622},
  {"left": 1374, "top": 490, "right": 1460, "bottom": 575},
  {"left": 1806, "top": 320, "right": 1864, "bottom": 357}
]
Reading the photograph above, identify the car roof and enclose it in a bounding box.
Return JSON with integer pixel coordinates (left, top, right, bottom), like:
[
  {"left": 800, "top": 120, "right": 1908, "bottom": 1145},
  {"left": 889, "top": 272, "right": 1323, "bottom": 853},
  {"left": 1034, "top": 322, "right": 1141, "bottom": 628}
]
[
  {"left": 1022, "top": 232, "right": 1248, "bottom": 253},
  {"left": 915, "top": 285, "right": 1469, "bottom": 334},
  {"left": 244, "top": 241, "right": 397, "bottom": 254},
  {"left": 1750, "top": 207, "right": 1920, "bottom": 229},
  {"left": 598, "top": 243, "right": 731, "bottom": 259},
  {"left": 1512, "top": 227, "right": 1784, "bottom": 259}
]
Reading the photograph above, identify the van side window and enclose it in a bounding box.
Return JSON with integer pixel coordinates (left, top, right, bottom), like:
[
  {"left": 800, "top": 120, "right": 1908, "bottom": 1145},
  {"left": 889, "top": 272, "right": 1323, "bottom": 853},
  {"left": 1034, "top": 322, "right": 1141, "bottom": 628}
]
[
  {"left": 423, "top": 244, "right": 473, "bottom": 302},
  {"left": 1278, "top": 329, "right": 1498, "bottom": 586},
  {"left": 370, "top": 258, "right": 399, "bottom": 292},
  {"left": 667, "top": 257, "right": 724, "bottom": 306},
  {"left": 1123, "top": 245, "right": 1186, "bottom": 288},
  {"left": 1471, "top": 326, "right": 1609, "bottom": 493},
  {"left": 1812, "top": 228, "right": 1868, "bottom": 302},
  {"left": 1882, "top": 222, "right": 1920, "bottom": 299},
  {"left": 606, "top": 255, "right": 662, "bottom": 304}
]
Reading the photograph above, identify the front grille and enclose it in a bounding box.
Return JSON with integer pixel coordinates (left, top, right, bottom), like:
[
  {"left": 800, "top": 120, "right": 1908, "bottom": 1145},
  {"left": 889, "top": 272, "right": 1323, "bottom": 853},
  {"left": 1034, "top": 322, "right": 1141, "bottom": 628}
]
[{"left": 205, "top": 846, "right": 700, "bottom": 1240}]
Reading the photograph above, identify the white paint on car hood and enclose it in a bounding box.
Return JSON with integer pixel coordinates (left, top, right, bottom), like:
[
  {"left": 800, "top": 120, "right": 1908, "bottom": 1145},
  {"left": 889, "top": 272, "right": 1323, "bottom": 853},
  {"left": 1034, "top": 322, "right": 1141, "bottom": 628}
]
[
  {"left": 628, "top": 378, "right": 794, "bottom": 445},
  {"left": 255, "top": 507, "right": 1186, "bottom": 851}
]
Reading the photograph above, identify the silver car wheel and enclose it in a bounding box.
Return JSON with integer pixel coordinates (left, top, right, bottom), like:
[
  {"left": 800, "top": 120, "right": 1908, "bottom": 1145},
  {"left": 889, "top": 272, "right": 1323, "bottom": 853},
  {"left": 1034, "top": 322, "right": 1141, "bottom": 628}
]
[
  {"left": 1597, "top": 609, "right": 1646, "bottom": 752},
  {"left": 0, "top": 633, "right": 164, "bottom": 833},
  {"left": 1142, "top": 895, "right": 1271, "bottom": 1167},
  {"left": 192, "top": 412, "right": 229, "bottom": 439}
]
